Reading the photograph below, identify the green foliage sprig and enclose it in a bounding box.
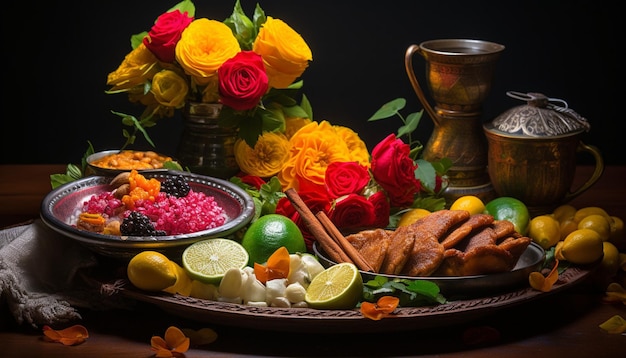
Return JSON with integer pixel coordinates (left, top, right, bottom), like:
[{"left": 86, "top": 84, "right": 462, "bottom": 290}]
[{"left": 362, "top": 275, "right": 446, "bottom": 307}]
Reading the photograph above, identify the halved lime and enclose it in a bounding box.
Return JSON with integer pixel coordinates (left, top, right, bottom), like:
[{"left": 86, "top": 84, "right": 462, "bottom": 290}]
[
  {"left": 304, "top": 262, "right": 363, "bottom": 310},
  {"left": 182, "top": 238, "right": 249, "bottom": 285}
]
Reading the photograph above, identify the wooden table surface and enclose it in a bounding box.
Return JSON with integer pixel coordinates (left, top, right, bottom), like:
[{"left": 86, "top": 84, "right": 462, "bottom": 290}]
[{"left": 1, "top": 164, "right": 625, "bottom": 357}]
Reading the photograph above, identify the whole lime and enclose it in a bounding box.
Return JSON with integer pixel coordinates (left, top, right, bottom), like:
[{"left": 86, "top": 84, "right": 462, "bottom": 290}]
[
  {"left": 484, "top": 197, "right": 530, "bottom": 235},
  {"left": 241, "top": 214, "right": 307, "bottom": 266}
]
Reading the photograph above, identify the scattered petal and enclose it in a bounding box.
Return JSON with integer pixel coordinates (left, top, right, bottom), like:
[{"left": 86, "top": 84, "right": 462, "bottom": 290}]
[
  {"left": 254, "top": 246, "right": 290, "bottom": 284},
  {"left": 529, "top": 259, "right": 559, "bottom": 292},
  {"left": 360, "top": 296, "right": 400, "bottom": 320},
  {"left": 599, "top": 315, "right": 626, "bottom": 334},
  {"left": 462, "top": 325, "right": 501, "bottom": 346},
  {"left": 602, "top": 282, "right": 626, "bottom": 305},
  {"left": 181, "top": 327, "right": 218, "bottom": 346},
  {"left": 151, "top": 326, "right": 189, "bottom": 357},
  {"left": 42, "top": 325, "right": 89, "bottom": 346}
]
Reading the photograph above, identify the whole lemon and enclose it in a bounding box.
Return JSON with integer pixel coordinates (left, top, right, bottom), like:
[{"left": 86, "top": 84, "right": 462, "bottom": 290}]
[
  {"left": 528, "top": 215, "right": 561, "bottom": 250},
  {"left": 561, "top": 229, "right": 604, "bottom": 264},
  {"left": 397, "top": 208, "right": 431, "bottom": 227},
  {"left": 241, "top": 214, "right": 307, "bottom": 266},
  {"left": 127, "top": 251, "right": 177, "bottom": 291},
  {"left": 573, "top": 206, "right": 611, "bottom": 224},
  {"left": 450, "top": 195, "right": 486, "bottom": 215},
  {"left": 552, "top": 204, "right": 577, "bottom": 222},
  {"left": 577, "top": 214, "right": 612, "bottom": 241},
  {"left": 608, "top": 216, "right": 625, "bottom": 251},
  {"left": 598, "top": 241, "right": 620, "bottom": 278}
]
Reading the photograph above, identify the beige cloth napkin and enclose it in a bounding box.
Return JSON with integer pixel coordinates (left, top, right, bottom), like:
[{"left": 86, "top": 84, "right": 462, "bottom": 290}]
[{"left": 0, "top": 220, "right": 129, "bottom": 328}]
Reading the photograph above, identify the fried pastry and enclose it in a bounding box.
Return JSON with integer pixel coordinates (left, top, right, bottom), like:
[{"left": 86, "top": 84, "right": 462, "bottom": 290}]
[
  {"left": 398, "top": 210, "right": 470, "bottom": 276},
  {"left": 345, "top": 229, "right": 392, "bottom": 272}
]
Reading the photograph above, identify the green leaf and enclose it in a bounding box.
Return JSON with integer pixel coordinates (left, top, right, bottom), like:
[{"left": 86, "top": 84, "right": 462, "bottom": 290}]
[
  {"left": 415, "top": 159, "right": 437, "bottom": 190},
  {"left": 300, "top": 94, "right": 313, "bottom": 119},
  {"left": 368, "top": 98, "right": 406, "bottom": 121},
  {"left": 281, "top": 104, "right": 309, "bottom": 119},
  {"left": 259, "top": 107, "right": 286, "bottom": 132},
  {"left": 397, "top": 110, "right": 423, "bottom": 138},
  {"left": 130, "top": 32, "right": 146, "bottom": 50},
  {"left": 252, "top": 3, "right": 267, "bottom": 28},
  {"left": 224, "top": 0, "right": 256, "bottom": 50},
  {"left": 170, "top": 0, "right": 195, "bottom": 17}
]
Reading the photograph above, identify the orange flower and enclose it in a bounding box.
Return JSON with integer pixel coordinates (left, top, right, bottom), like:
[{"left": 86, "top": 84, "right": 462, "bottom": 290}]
[
  {"left": 254, "top": 246, "right": 291, "bottom": 284},
  {"left": 529, "top": 258, "right": 559, "bottom": 292},
  {"left": 360, "top": 296, "right": 399, "bottom": 320},
  {"left": 42, "top": 325, "right": 89, "bottom": 346},
  {"left": 278, "top": 120, "right": 368, "bottom": 191},
  {"left": 151, "top": 326, "right": 190, "bottom": 358}
]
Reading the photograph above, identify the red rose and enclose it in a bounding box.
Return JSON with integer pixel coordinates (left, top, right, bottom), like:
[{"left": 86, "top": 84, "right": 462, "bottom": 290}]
[
  {"left": 368, "top": 191, "right": 390, "bottom": 228},
  {"left": 143, "top": 10, "right": 193, "bottom": 63},
  {"left": 328, "top": 194, "right": 375, "bottom": 230},
  {"left": 370, "top": 134, "right": 420, "bottom": 207},
  {"left": 218, "top": 51, "right": 269, "bottom": 111},
  {"left": 275, "top": 189, "right": 330, "bottom": 250},
  {"left": 325, "top": 161, "right": 370, "bottom": 198},
  {"left": 236, "top": 173, "right": 266, "bottom": 190}
]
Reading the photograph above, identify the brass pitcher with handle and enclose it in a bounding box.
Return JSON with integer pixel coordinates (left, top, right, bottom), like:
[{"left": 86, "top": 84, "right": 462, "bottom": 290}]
[{"left": 405, "top": 39, "right": 505, "bottom": 204}]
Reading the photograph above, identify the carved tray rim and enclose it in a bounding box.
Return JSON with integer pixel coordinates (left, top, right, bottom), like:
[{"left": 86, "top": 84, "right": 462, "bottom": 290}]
[{"left": 120, "top": 265, "right": 593, "bottom": 333}]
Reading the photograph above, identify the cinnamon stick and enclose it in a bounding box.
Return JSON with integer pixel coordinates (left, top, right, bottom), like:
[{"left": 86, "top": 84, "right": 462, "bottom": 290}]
[
  {"left": 315, "top": 211, "right": 375, "bottom": 272},
  {"left": 284, "top": 188, "right": 353, "bottom": 264}
]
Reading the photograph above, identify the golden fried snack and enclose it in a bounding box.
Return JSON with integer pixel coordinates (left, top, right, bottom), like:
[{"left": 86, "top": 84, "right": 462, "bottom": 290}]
[
  {"left": 345, "top": 229, "right": 392, "bottom": 272},
  {"left": 440, "top": 213, "right": 494, "bottom": 250}
]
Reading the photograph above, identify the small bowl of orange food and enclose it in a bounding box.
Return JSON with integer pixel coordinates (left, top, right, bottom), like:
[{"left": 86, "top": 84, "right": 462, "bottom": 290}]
[{"left": 86, "top": 149, "right": 178, "bottom": 176}]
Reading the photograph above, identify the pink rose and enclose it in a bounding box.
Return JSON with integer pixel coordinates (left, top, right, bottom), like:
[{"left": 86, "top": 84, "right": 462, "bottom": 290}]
[
  {"left": 368, "top": 191, "right": 390, "bottom": 228},
  {"left": 218, "top": 51, "right": 269, "bottom": 111},
  {"left": 329, "top": 194, "right": 376, "bottom": 230},
  {"left": 143, "top": 10, "right": 193, "bottom": 63},
  {"left": 370, "top": 134, "right": 421, "bottom": 207},
  {"left": 325, "top": 161, "right": 370, "bottom": 198}
]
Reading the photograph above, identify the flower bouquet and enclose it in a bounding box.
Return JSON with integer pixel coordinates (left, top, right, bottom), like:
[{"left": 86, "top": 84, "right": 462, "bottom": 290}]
[{"left": 106, "top": 0, "right": 313, "bottom": 149}]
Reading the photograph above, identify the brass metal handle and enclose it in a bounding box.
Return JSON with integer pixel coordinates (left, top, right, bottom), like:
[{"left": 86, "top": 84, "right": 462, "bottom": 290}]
[
  {"left": 404, "top": 44, "right": 440, "bottom": 127},
  {"left": 564, "top": 141, "right": 604, "bottom": 202}
]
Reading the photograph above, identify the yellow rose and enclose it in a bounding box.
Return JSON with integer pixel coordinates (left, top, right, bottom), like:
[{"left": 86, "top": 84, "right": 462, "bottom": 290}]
[
  {"left": 278, "top": 121, "right": 353, "bottom": 191},
  {"left": 151, "top": 70, "right": 189, "bottom": 108},
  {"left": 284, "top": 117, "right": 312, "bottom": 139},
  {"left": 334, "top": 126, "right": 371, "bottom": 168},
  {"left": 107, "top": 43, "right": 160, "bottom": 91},
  {"left": 175, "top": 19, "right": 241, "bottom": 86},
  {"left": 234, "top": 132, "right": 290, "bottom": 178},
  {"left": 253, "top": 17, "right": 312, "bottom": 89}
]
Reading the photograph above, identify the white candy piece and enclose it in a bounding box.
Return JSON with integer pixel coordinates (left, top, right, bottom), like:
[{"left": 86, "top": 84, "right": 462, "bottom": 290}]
[
  {"left": 219, "top": 268, "right": 246, "bottom": 299},
  {"left": 285, "top": 282, "right": 307, "bottom": 303},
  {"left": 265, "top": 278, "right": 287, "bottom": 303}
]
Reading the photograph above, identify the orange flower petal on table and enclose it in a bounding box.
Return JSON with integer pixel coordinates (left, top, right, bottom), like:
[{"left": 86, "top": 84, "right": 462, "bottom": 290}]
[
  {"left": 181, "top": 327, "right": 218, "bottom": 346},
  {"left": 42, "top": 325, "right": 89, "bottom": 346},
  {"left": 599, "top": 315, "right": 626, "bottom": 334},
  {"left": 151, "top": 326, "right": 190, "bottom": 357},
  {"left": 254, "top": 246, "right": 291, "bottom": 284},
  {"left": 529, "top": 259, "right": 559, "bottom": 292},
  {"left": 602, "top": 282, "right": 626, "bottom": 305},
  {"left": 360, "top": 296, "right": 400, "bottom": 320}
]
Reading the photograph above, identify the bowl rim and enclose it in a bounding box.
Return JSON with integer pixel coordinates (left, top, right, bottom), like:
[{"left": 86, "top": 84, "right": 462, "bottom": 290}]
[{"left": 40, "top": 170, "right": 255, "bottom": 249}]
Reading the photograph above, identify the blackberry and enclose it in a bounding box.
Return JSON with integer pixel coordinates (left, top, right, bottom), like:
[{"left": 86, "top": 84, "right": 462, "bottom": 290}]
[
  {"left": 120, "top": 212, "right": 166, "bottom": 236},
  {"left": 161, "top": 175, "right": 190, "bottom": 198}
]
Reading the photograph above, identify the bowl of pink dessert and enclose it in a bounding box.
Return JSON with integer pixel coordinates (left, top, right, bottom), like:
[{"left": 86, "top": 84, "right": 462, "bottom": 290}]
[{"left": 40, "top": 170, "right": 255, "bottom": 261}]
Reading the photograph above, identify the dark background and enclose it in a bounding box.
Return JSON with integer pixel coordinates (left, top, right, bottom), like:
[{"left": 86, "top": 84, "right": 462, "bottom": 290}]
[{"left": 2, "top": 0, "right": 621, "bottom": 165}]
